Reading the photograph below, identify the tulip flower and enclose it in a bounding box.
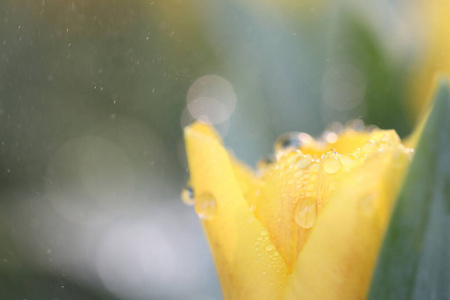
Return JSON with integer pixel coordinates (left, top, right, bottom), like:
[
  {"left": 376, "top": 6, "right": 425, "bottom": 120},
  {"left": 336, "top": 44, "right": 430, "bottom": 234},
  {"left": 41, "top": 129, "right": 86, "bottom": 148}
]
[{"left": 182, "top": 81, "right": 449, "bottom": 300}]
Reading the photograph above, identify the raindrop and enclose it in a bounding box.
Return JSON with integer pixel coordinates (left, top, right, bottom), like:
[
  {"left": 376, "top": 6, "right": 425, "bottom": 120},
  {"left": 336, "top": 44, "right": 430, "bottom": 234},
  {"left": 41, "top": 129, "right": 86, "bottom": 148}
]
[
  {"left": 362, "top": 140, "right": 377, "bottom": 154},
  {"left": 323, "top": 157, "right": 341, "bottom": 174},
  {"left": 405, "top": 148, "right": 415, "bottom": 160},
  {"left": 265, "top": 245, "right": 274, "bottom": 252},
  {"left": 257, "top": 155, "right": 275, "bottom": 170},
  {"left": 309, "top": 162, "right": 320, "bottom": 173},
  {"left": 293, "top": 197, "right": 317, "bottom": 229},
  {"left": 181, "top": 184, "right": 195, "bottom": 206},
  {"left": 274, "top": 132, "right": 313, "bottom": 154},
  {"left": 195, "top": 192, "right": 216, "bottom": 220},
  {"left": 295, "top": 155, "right": 310, "bottom": 169}
]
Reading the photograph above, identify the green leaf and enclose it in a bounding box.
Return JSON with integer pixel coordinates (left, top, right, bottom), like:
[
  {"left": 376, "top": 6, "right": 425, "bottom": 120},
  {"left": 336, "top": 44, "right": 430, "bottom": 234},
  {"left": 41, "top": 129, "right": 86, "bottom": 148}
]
[{"left": 368, "top": 79, "right": 450, "bottom": 299}]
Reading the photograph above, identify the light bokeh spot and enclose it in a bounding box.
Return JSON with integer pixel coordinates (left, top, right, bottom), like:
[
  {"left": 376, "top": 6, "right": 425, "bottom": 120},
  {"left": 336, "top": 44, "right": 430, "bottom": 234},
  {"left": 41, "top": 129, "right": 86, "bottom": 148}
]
[{"left": 187, "top": 75, "right": 237, "bottom": 124}]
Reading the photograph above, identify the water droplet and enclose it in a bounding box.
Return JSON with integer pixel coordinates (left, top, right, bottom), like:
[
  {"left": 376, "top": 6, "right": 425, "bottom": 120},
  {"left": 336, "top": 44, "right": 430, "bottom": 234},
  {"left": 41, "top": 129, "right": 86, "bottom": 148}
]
[
  {"left": 323, "top": 157, "right": 341, "bottom": 174},
  {"left": 362, "top": 140, "right": 377, "bottom": 154},
  {"left": 293, "top": 197, "right": 317, "bottom": 229},
  {"left": 261, "top": 230, "right": 268, "bottom": 236},
  {"left": 309, "top": 162, "right": 320, "bottom": 173},
  {"left": 295, "top": 155, "right": 310, "bottom": 169},
  {"left": 265, "top": 245, "right": 274, "bottom": 252},
  {"left": 274, "top": 132, "right": 313, "bottom": 153},
  {"left": 293, "top": 170, "right": 303, "bottom": 178},
  {"left": 405, "top": 148, "right": 415, "bottom": 160},
  {"left": 340, "top": 154, "right": 358, "bottom": 172},
  {"left": 195, "top": 192, "right": 216, "bottom": 220},
  {"left": 181, "top": 185, "right": 195, "bottom": 206},
  {"left": 258, "top": 155, "right": 275, "bottom": 170}
]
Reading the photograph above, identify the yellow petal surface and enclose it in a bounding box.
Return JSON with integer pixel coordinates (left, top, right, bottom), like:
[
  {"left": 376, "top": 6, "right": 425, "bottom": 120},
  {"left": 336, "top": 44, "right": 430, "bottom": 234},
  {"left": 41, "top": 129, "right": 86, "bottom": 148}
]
[
  {"left": 254, "top": 128, "right": 406, "bottom": 273},
  {"left": 184, "top": 121, "right": 412, "bottom": 300},
  {"left": 184, "top": 122, "right": 289, "bottom": 300},
  {"left": 284, "top": 145, "right": 410, "bottom": 299}
]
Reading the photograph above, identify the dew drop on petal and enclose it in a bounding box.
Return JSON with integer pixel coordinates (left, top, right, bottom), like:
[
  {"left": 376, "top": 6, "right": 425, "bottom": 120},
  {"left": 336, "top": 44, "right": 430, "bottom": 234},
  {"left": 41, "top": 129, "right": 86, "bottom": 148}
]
[
  {"left": 258, "top": 155, "right": 275, "bottom": 170},
  {"left": 323, "top": 157, "right": 341, "bottom": 174},
  {"left": 405, "top": 148, "right": 415, "bottom": 160},
  {"left": 295, "top": 155, "right": 310, "bottom": 169},
  {"left": 181, "top": 184, "right": 195, "bottom": 206},
  {"left": 274, "top": 132, "right": 313, "bottom": 153},
  {"left": 293, "top": 197, "right": 317, "bottom": 229},
  {"left": 309, "top": 162, "right": 320, "bottom": 173},
  {"left": 362, "top": 140, "right": 377, "bottom": 154},
  {"left": 265, "top": 245, "right": 274, "bottom": 252},
  {"left": 195, "top": 192, "right": 216, "bottom": 220},
  {"left": 293, "top": 170, "right": 303, "bottom": 178}
]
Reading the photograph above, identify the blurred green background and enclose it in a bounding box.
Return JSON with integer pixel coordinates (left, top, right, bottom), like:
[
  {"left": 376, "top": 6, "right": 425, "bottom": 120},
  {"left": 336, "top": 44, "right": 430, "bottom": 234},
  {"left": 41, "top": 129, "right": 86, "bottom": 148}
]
[{"left": 0, "top": 0, "right": 427, "bottom": 299}]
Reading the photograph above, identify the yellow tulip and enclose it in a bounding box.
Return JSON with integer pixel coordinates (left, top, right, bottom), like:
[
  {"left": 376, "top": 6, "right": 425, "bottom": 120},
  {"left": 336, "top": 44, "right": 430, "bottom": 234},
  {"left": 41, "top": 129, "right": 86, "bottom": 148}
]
[{"left": 183, "top": 121, "right": 413, "bottom": 299}]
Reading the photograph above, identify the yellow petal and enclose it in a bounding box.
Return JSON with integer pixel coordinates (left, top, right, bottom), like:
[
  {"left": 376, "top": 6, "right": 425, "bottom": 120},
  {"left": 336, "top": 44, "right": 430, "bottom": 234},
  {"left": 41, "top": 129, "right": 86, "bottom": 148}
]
[
  {"left": 184, "top": 122, "right": 289, "bottom": 300},
  {"left": 254, "top": 128, "right": 405, "bottom": 273},
  {"left": 283, "top": 144, "right": 410, "bottom": 299}
]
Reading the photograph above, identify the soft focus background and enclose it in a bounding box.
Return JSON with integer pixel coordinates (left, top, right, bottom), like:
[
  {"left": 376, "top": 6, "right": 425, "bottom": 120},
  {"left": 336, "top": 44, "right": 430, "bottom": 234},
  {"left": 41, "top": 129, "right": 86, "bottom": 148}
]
[{"left": 0, "top": 1, "right": 442, "bottom": 299}]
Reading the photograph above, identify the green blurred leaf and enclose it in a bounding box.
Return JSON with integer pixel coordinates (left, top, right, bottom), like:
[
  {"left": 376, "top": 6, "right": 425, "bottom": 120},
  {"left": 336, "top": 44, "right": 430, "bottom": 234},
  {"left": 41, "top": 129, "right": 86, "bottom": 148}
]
[{"left": 368, "top": 79, "right": 450, "bottom": 299}]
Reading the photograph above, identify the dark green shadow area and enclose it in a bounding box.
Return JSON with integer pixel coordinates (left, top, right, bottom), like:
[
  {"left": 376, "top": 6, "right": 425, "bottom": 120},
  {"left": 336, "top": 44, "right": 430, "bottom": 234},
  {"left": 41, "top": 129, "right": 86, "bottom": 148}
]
[{"left": 368, "top": 79, "right": 450, "bottom": 299}]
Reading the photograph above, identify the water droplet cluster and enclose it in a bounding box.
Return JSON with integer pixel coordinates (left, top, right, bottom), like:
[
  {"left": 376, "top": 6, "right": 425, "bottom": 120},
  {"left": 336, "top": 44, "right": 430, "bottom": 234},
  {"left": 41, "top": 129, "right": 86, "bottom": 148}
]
[
  {"left": 181, "top": 119, "right": 414, "bottom": 245},
  {"left": 254, "top": 119, "right": 414, "bottom": 232},
  {"left": 194, "top": 192, "right": 216, "bottom": 220}
]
